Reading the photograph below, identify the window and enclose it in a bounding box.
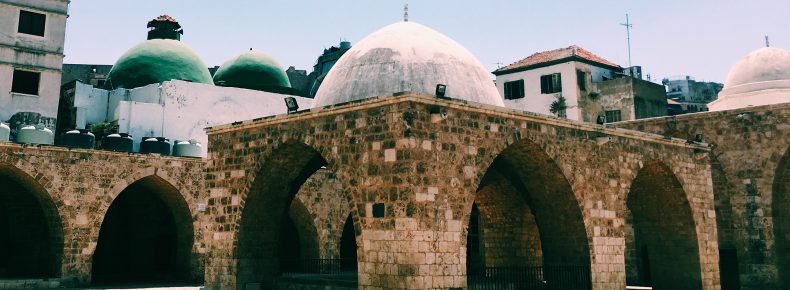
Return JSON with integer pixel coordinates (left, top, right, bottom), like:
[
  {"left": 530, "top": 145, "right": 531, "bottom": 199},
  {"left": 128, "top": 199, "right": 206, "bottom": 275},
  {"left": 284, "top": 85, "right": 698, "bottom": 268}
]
[
  {"left": 540, "top": 73, "right": 562, "bottom": 94},
  {"left": 11, "top": 69, "right": 41, "bottom": 95},
  {"left": 605, "top": 110, "right": 622, "bottom": 123},
  {"left": 576, "top": 70, "right": 587, "bottom": 91},
  {"left": 503, "top": 79, "right": 525, "bottom": 100},
  {"left": 18, "top": 10, "right": 46, "bottom": 37}
]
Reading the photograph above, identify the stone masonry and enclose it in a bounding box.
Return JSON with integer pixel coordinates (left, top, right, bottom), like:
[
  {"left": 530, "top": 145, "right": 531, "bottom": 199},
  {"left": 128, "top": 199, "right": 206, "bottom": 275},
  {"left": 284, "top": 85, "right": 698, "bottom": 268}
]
[
  {"left": 204, "top": 93, "right": 719, "bottom": 290},
  {"left": 616, "top": 102, "right": 790, "bottom": 290},
  {"left": 0, "top": 143, "right": 206, "bottom": 287}
]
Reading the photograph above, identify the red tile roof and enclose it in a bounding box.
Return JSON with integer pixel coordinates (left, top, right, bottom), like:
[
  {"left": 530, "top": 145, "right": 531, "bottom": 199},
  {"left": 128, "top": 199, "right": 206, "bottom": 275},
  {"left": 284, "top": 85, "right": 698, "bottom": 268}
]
[{"left": 494, "top": 45, "right": 621, "bottom": 75}]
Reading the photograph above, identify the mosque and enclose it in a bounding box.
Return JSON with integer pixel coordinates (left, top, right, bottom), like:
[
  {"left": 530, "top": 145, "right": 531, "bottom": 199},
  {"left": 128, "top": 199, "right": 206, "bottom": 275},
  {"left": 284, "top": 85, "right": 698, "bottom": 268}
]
[{"left": 1, "top": 2, "right": 790, "bottom": 290}]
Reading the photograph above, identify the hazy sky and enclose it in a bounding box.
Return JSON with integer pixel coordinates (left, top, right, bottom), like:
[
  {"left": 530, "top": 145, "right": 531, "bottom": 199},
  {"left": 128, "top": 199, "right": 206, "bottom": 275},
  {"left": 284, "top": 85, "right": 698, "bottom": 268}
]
[{"left": 63, "top": 0, "right": 790, "bottom": 83}]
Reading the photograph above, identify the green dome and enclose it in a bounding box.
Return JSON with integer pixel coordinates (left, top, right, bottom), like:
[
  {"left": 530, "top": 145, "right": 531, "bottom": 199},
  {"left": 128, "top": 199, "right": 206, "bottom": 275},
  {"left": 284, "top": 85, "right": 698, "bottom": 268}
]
[
  {"left": 213, "top": 50, "right": 291, "bottom": 91},
  {"left": 107, "top": 39, "right": 213, "bottom": 89}
]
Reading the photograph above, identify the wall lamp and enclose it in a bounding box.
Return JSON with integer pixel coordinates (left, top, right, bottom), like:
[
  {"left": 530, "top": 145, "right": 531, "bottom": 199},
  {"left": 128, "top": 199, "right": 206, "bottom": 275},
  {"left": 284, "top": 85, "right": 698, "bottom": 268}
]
[{"left": 284, "top": 97, "right": 299, "bottom": 114}]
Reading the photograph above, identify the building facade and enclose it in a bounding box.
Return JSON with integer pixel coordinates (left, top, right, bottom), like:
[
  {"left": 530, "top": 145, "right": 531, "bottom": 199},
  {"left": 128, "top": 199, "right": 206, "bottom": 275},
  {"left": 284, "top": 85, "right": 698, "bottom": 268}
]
[
  {"left": 494, "top": 46, "right": 667, "bottom": 123},
  {"left": 663, "top": 76, "right": 723, "bottom": 113},
  {"left": 0, "top": 0, "right": 69, "bottom": 132}
]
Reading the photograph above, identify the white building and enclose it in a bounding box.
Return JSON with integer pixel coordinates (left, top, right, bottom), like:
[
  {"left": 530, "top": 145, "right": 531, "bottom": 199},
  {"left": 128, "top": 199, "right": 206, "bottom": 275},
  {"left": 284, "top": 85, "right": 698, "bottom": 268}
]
[
  {"left": 493, "top": 45, "right": 666, "bottom": 123},
  {"left": 0, "top": 0, "right": 69, "bottom": 130},
  {"left": 65, "top": 80, "right": 311, "bottom": 156},
  {"left": 709, "top": 47, "right": 790, "bottom": 111}
]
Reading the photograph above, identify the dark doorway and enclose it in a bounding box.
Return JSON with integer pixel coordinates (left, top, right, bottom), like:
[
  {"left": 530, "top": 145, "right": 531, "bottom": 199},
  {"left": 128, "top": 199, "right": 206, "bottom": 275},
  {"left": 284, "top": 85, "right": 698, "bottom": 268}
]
[
  {"left": 91, "top": 177, "right": 193, "bottom": 286},
  {"left": 279, "top": 216, "right": 302, "bottom": 273},
  {"left": 0, "top": 170, "right": 61, "bottom": 278},
  {"left": 466, "top": 204, "right": 484, "bottom": 274},
  {"left": 719, "top": 248, "right": 740, "bottom": 290},
  {"left": 339, "top": 215, "right": 357, "bottom": 271}
]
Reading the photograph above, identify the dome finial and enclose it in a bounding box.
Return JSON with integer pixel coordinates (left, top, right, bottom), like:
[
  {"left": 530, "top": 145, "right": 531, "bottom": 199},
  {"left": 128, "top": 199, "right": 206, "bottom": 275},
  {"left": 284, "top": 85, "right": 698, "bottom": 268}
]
[{"left": 403, "top": 3, "right": 409, "bottom": 22}]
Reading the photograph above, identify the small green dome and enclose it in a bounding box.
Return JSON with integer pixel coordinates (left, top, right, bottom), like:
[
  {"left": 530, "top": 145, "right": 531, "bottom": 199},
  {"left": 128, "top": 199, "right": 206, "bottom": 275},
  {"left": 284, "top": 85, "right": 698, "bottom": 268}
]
[
  {"left": 107, "top": 39, "right": 213, "bottom": 89},
  {"left": 213, "top": 50, "right": 291, "bottom": 91}
]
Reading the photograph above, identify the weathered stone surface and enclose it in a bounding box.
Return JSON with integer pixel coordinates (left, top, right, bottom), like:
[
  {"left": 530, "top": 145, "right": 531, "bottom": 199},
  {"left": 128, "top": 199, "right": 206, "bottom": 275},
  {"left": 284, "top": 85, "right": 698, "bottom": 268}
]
[
  {"left": 0, "top": 143, "right": 206, "bottom": 287},
  {"left": 204, "top": 94, "right": 718, "bottom": 290},
  {"left": 617, "top": 102, "right": 790, "bottom": 290}
]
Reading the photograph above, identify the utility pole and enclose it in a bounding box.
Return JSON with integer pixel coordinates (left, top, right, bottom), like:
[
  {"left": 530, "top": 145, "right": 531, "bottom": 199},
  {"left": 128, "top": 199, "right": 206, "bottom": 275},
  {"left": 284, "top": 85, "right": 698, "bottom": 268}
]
[
  {"left": 620, "top": 14, "right": 633, "bottom": 68},
  {"left": 766, "top": 35, "right": 770, "bottom": 47}
]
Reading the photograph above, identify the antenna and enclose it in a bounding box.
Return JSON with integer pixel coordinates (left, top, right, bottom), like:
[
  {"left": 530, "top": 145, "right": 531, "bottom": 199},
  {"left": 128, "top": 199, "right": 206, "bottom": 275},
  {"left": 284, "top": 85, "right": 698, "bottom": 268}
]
[
  {"left": 404, "top": 3, "right": 409, "bottom": 22},
  {"left": 494, "top": 61, "right": 503, "bottom": 69},
  {"left": 620, "top": 13, "right": 633, "bottom": 68},
  {"left": 766, "top": 35, "right": 770, "bottom": 47}
]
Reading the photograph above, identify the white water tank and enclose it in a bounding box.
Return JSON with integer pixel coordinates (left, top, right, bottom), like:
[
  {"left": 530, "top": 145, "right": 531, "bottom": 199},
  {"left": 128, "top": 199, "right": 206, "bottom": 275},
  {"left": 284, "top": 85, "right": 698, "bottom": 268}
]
[
  {"left": 16, "top": 125, "right": 54, "bottom": 145},
  {"left": 0, "top": 123, "right": 9, "bottom": 142},
  {"left": 173, "top": 139, "right": 202, "bottom": 158}
]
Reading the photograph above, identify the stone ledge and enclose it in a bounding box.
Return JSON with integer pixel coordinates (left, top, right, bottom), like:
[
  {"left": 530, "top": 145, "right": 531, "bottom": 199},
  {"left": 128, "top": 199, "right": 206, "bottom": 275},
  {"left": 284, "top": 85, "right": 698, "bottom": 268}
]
[{"left": 205, "top": 94, "right": 707, "bottom": 151}]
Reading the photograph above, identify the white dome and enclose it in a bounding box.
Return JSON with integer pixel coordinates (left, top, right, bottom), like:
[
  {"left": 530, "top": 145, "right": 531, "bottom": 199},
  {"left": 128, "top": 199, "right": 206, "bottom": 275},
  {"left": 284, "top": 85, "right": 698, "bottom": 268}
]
[
  {"left": 724, "top": 47, "right": 790, "bottom": 89},
  {"left": 312, "top": 22, "right": 504, "bottom": 107}
]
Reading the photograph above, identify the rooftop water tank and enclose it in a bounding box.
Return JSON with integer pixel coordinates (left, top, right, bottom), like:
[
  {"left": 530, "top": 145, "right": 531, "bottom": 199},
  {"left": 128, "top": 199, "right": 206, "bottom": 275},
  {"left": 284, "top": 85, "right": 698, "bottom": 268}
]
[
  {"left": 16, "top": 125, "right": 54, "bottom": 145},
  {"left": 63, "top": 129, "right": 96, "bottom": 149},
  {"left": 0, "top": 123, "right": 9, "bottom": 142},
  {"left": 173, "top": 139, "right": 202, "bottom": 158},
  {"left": 140, "top": 137, "right": 171, "bottom": 155},
  {"left": 102, "top": 133, "right": 134, "bottom": 152}
]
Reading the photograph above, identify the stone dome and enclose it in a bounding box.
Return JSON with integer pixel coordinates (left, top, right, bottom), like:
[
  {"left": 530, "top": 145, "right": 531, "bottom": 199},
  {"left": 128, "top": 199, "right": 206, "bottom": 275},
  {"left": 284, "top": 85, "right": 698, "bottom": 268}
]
[
  {"left": 107, "top": 39, "right": 213, "bottom": 89},
  {"left": 723, "top": 47, "right": 790, "bottom": 89},
  {"left": 213, "top": 50, "right": 291, "bottom": 91},
  {"left": 312, "top": 22, "right": 504, "bottom": 107}
]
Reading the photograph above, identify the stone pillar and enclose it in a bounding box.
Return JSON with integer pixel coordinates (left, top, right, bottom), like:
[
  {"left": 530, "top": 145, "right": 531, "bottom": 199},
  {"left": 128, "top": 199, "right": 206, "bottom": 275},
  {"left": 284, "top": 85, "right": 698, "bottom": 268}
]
[{"left": 343, "top": 136, "right": 471, "bottom": 289}]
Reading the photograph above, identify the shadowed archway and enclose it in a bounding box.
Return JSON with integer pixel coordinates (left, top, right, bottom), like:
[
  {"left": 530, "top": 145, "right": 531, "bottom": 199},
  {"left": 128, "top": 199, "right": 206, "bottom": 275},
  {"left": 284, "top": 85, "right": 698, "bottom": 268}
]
[
  {"left": 774, "top": 147, "right": 790, "bottom": 288},
  {"left": 91, "top": 175, "right": 195, "bottom": 286},
  {"left": 0, "top": 164, "right": 63, "bottom": 279},
  {"left": 236, "top": 141, "right": 334, "bottom": 289},
  {"left": 467, "top": 139, "right": 591, "bottom": 289},
  {"left": 625, "top": 161, "right": 702, "bottom": 289}
]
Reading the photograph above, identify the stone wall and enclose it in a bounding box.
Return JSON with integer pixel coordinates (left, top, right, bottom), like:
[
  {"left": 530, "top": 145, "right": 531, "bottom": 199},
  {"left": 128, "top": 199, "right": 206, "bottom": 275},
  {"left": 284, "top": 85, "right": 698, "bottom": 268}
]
[
  {"left": 0, "top": 143, "right": 206, "bottom": 287},
  {"left": 204, "top": 94, "right": 719, "bottom": 290},
  {"left": 616, "top": 102, "right": 790, "bottom": 290}
]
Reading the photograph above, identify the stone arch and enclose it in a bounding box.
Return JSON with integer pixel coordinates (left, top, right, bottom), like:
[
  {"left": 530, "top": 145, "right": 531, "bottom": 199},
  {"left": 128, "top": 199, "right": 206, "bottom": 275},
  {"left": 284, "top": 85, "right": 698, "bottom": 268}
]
[
  {"left": 292, "top": 168, "right": 355, "bottom": 258},
  {"left": 465, "top": 138, "right": 591, "bottom": 288},
  {"left": 625, "top": 160, "right": 702, "bottom": 289},
  {"left": 709, "top": 153, "right": 742, "bottom": 290},
  {"left": 288, "top": 198, "right": 321, "bottom": 260},
  {"left": 235, "top": 140, "right": 354, "bottom": 288},
  {"left": 774, "top": 146, "right": 790, "bottom": 288},
  {"left": 91, "top": 174, "right": 195, "bottom": 285},
  {"left": 338, "top": 213, "right": 358, "bottom": 271},
  {"left": 0, "top": 162, "right": 64, "bottom": 279}
]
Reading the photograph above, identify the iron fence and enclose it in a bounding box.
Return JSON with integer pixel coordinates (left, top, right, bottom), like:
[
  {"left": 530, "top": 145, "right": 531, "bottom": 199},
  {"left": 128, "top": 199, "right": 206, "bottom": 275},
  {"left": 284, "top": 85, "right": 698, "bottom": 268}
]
[
  {"left": 281, "top": 258, "right": 357, "bottom": 275},
  {"left": 468, "top": 265, "right": 591, "bottom": 290}
]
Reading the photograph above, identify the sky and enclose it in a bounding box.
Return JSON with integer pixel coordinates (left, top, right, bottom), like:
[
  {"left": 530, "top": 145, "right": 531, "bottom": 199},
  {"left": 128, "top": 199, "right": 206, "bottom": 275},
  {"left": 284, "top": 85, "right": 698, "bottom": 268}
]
[{"left": 63, "top": 0, "right": 790, "bottom": 84}]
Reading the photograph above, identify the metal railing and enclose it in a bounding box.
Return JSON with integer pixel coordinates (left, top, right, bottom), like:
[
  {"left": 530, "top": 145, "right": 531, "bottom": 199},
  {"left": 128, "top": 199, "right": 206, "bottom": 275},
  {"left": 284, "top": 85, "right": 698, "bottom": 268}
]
[
  {"left": 468, "top": 265, "right": 591, "bottom": 290},
  {"left": 281, "top": 258, "right": 357, "bottom": 275}
]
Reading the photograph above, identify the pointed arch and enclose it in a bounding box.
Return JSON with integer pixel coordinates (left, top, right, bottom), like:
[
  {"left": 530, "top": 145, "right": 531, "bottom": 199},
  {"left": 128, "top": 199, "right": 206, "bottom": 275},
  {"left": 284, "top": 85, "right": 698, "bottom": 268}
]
[
  {"left": 0, "top": 162, "right": 64, "bottom": 278},
  {"left": 625, "top": 160, "right": 702, "bottom": 289},
  {"left": 465, "top": 138, "right": 591, "bottom": 288},
  {"left": 91, "top": 174, "right": 195, "bottom": 285},
  {"left": 773, "top": 146, "right": 790, "bottom": 288}
]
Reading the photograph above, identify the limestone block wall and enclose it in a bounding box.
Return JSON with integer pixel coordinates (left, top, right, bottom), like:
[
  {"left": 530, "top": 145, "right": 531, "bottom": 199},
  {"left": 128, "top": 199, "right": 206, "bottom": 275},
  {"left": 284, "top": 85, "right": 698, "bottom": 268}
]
[
  {"left": 205, "top": 94, "right": 718, "bottom": 290},
  {"left": 0, "top": 143, "right": 206, "bottom": 287},
  {"left": 291, "top": 169, "right": 353, "bottom": 258},
  {"left": 616, "top": 102, "right": 790, "bottom": 290}
]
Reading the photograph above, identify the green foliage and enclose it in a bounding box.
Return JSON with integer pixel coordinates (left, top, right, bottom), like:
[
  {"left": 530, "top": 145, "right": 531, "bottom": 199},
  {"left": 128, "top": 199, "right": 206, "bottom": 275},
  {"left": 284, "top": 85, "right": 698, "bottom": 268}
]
[{"left": 549, "top": 95, "right": 568, "bottom": 117}]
